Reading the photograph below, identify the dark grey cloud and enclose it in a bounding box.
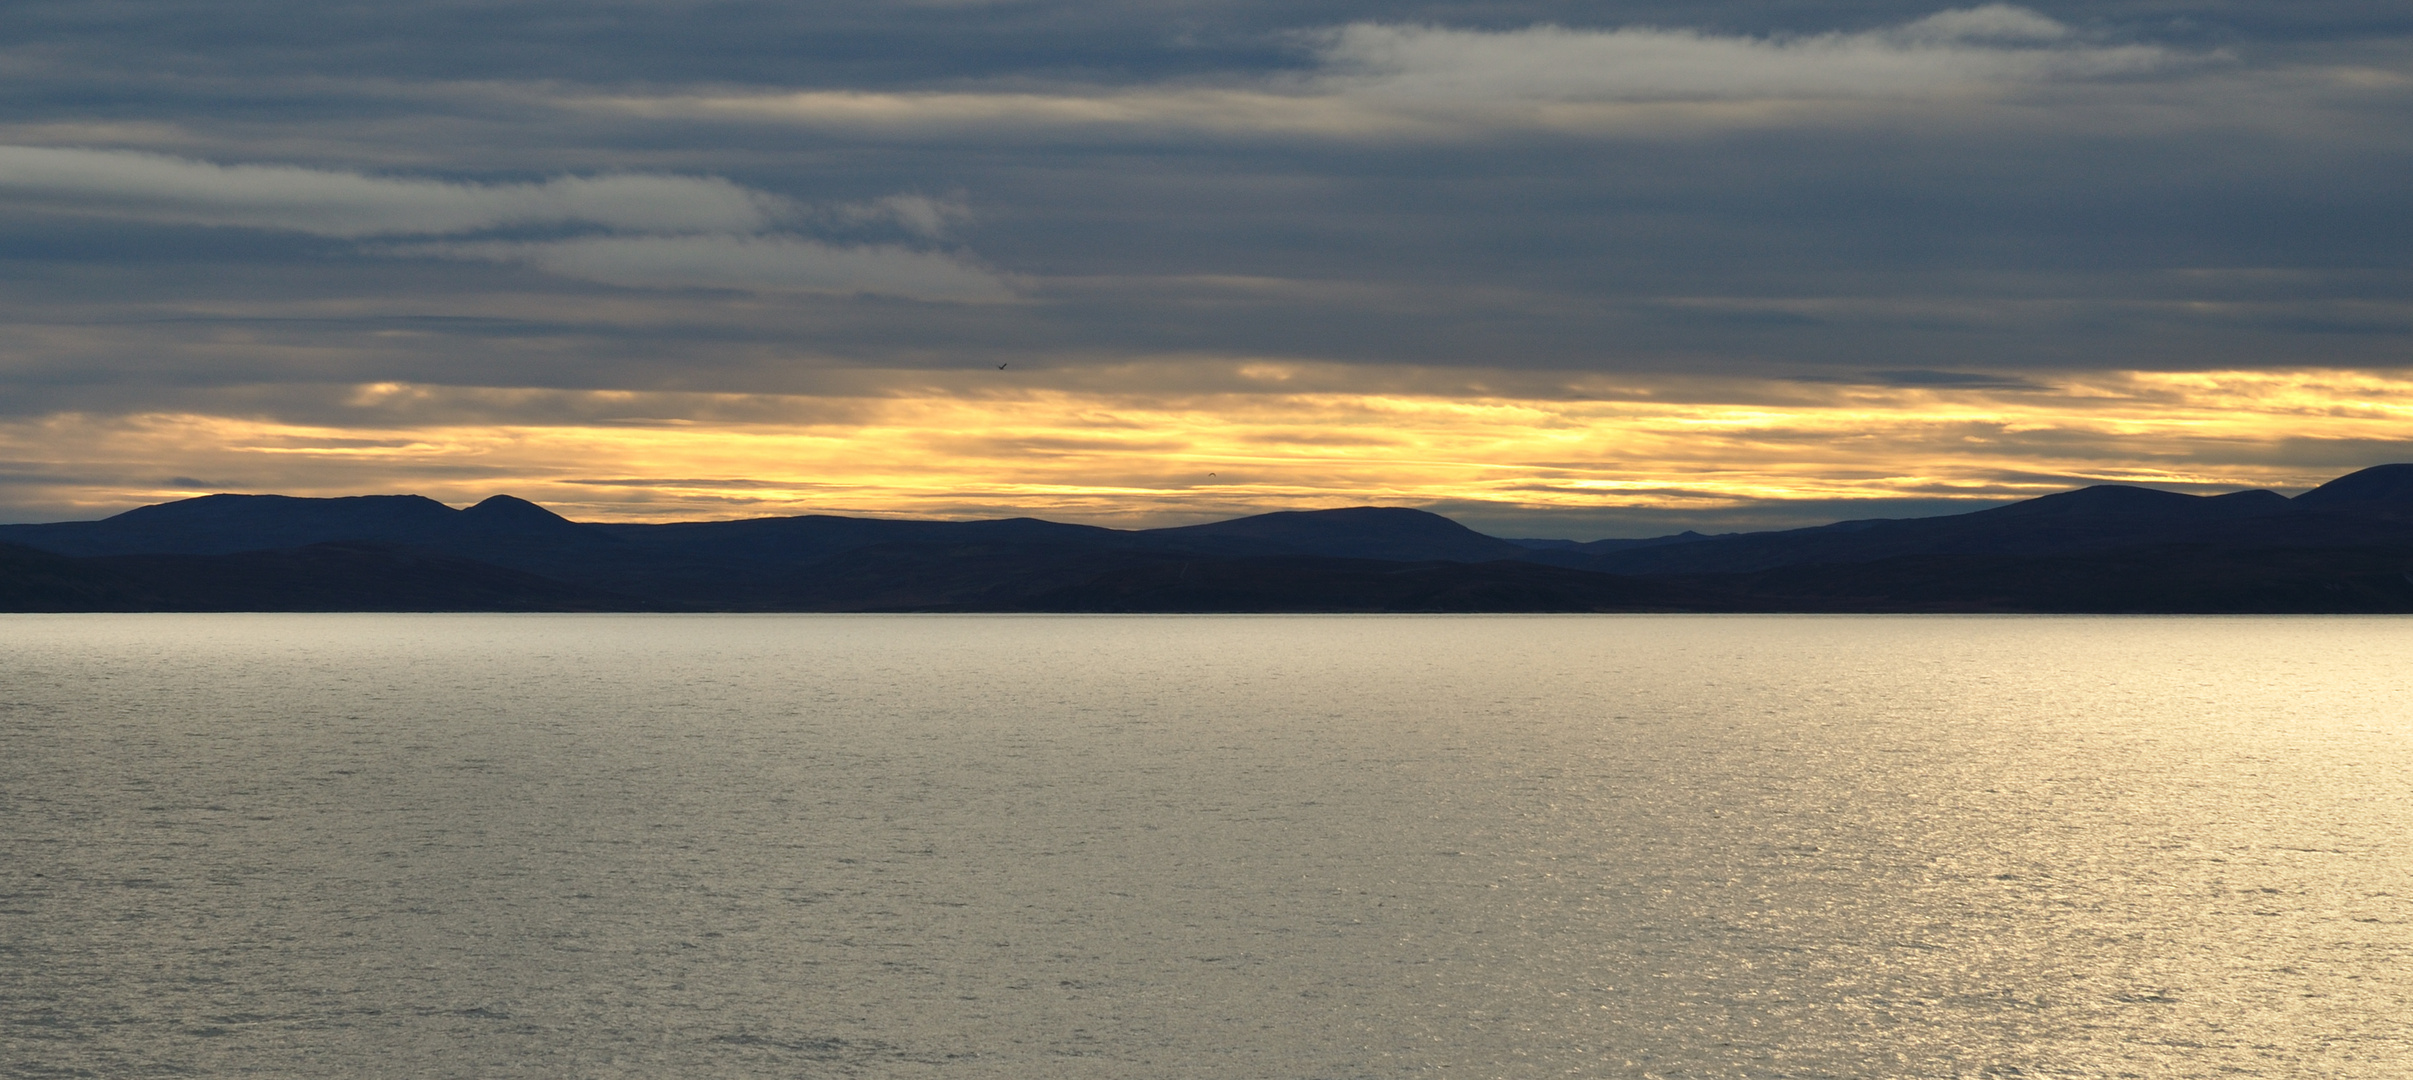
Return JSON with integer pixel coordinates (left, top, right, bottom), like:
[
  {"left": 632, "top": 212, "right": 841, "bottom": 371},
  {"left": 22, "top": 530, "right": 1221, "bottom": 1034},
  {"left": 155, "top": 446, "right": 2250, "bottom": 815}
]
[{"left": 10, "top": 2, "right": 2408, "bottom": 88}]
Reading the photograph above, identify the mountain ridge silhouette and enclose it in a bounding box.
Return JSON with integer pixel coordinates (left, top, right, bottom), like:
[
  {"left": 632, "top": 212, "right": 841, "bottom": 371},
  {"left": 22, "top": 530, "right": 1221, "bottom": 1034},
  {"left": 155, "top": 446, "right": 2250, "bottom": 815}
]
[{"left": 4, "top": 464, "right": 2410, "bottom": 611}]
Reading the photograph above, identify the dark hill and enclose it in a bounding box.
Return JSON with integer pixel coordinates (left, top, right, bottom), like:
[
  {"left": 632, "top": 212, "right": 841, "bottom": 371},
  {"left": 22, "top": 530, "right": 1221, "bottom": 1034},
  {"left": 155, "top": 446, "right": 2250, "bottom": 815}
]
[
  {"left": 0, "top": 497, "right": 1536, "bottom": 610},
  {"left": 0, "top": 492, "right": 622, "bottom": 560},
  {"left": 1979, "top": 484, "right": 2290, "bottom": 521},
  {"left": 1677, "top": 543, "right": 2413, "bottom": 614},
  {"left": 0, "top": 494, "right": 460, "bottom": 556},
  {"left": 1553, "top": 530, "right": 1727, "bottom": 557},
  {"left": 0, "top": 540, "right": 648, "bottom": 612},
  {"left": 1133, "top": 506, "right": 1529, "bottom": 562},
  {"left": 1530, "top": 471, "right": 2411, "bottom": 576},
  {"left": 0, "top": 541, "right": 160, "bottom": 609},
  {"left": 2295, "top": 463, "right": 2413, "bottom": 512},
  {"left": 593, "top": 513, "right": 1128, "bottom": 568},
  {"left": 1028, "top": 555, "right": 1700, "bottom": 613},
  {"left": 4, "top": 465, "right": 2411, "bottom": 612},
  {"left": 458, "top": 493, "right": 594, "bottom": 535}
]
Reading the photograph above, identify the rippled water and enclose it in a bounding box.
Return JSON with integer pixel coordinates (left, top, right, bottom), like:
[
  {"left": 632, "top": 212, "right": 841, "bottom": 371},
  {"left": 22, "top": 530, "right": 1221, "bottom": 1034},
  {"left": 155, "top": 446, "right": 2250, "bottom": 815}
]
[{"left": 2, "top": 614, "right": 2408, "bottom": 1078}]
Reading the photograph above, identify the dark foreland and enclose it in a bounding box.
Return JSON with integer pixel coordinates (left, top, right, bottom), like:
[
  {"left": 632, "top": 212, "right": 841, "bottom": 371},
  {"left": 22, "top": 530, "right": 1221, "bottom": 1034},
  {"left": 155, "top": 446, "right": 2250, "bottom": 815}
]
[{"left": 5, "top": 465, "right": 2413, "bottom": 613}]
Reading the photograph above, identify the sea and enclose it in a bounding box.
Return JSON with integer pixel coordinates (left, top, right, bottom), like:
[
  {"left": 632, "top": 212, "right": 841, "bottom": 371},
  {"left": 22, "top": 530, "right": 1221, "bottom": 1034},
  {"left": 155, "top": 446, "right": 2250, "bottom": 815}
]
[{"left": 2, "top": 614, "right": 2407, "bottom": 1079}]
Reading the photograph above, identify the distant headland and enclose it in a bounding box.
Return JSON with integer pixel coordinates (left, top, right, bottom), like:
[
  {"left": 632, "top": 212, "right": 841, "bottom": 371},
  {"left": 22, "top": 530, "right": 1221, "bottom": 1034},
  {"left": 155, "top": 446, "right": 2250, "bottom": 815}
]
[{"left": 4, "top": 465, "right": 2412, "bottom": 613}]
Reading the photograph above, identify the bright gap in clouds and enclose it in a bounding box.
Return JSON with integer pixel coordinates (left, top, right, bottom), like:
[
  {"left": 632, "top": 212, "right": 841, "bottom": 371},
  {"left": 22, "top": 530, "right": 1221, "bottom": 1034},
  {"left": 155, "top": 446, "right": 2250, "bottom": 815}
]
[{"left": 6, "top": 369, "right": 2408, "bottom": 535}]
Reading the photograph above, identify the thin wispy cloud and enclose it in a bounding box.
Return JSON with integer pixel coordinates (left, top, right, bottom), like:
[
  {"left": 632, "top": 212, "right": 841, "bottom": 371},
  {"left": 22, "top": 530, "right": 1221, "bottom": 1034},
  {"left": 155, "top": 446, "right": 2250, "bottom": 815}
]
[
  {"left": 1311, "top": 7, "right": 2175, "bottom": 103},
  {"left": 583, "top": 6, "right": 2209, "bottom": 139},
  {"left": 0, "top": 145, "right": 788, "bottom": 236},
  {"left": 825, "top": 194, "right": 973, "bottom": 240},
  {"left": 0, "top": 145, "right": 1009, "bottom": 300}
]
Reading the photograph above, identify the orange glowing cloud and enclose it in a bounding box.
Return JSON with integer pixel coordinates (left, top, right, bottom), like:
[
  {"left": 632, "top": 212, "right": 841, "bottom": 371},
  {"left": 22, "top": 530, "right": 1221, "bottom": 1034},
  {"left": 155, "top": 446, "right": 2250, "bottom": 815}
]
[{"left": 8, "top": 366, "right": 2410, "bottom": 533}]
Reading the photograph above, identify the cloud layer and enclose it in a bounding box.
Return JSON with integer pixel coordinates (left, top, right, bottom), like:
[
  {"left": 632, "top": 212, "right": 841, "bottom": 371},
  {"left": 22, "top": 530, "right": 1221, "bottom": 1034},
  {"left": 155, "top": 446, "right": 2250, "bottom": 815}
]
[
  {"left": 595, "top": 6, "right": 2209, "bottom": 139},
  {"left": 0, "top": 2, "right": 2406, "bottom": 525},
  {"left": 408, "top": 235, "right": 1016, "bottom": 301},
  {"left": 0, "top": 145, "right": 1008, "bottom": 299},
  {"left": 0, "top": 146, "right": 786, "bottom": 236},
  {"left": 1314, "top": 7, "right": 2176, "bottom": 103}
]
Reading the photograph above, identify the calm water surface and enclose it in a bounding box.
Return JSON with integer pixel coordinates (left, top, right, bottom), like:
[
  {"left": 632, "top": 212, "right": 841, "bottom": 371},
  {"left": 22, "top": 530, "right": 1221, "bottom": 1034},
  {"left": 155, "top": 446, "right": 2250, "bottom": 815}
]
[{"left": 2, "top": 614, "right": 2408, "bottom": 1078}]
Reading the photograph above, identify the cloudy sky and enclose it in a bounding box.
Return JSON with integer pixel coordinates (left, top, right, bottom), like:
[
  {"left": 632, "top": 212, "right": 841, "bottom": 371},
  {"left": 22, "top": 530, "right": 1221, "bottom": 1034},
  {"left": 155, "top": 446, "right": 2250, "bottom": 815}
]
[{"left": 2, "top": 1, "right": 2407, "bottom": 535}]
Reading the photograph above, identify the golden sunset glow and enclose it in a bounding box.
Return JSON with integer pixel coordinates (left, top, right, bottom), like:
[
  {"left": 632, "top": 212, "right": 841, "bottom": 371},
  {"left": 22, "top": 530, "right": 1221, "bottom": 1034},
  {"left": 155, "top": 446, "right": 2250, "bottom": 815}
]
[
  {"left": 15, "top": 366, "right": 2409, "bottom": 533},
  {"left": 5, "top": 1, "right": 2408, "bottom": 539}
]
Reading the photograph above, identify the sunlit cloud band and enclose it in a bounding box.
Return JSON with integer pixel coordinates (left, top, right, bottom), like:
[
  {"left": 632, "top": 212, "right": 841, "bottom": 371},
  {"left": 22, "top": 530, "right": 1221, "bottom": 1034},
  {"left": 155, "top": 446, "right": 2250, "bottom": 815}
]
[{"left": 6, "top": 368, "right": 2407, "bottom": 534}]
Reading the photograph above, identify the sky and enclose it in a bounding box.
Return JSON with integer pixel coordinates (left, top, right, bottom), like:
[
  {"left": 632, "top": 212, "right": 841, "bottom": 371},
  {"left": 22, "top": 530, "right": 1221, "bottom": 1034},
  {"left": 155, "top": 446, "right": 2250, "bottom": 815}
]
[{"left": 2, "top": 1, "right": 2408, "bottom": 537}]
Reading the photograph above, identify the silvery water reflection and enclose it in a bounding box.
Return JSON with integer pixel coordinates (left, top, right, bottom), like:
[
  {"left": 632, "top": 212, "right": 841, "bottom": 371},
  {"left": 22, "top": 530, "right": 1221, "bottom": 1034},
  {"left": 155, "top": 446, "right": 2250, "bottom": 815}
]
[{"left": 3, "top": 614, "right": 2408, "bottom": 1078}]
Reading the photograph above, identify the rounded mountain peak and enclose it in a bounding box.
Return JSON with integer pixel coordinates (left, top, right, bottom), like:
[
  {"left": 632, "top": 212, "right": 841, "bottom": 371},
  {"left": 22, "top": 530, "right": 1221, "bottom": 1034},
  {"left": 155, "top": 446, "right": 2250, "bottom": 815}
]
[
  {"left": 464, "top": 493, "right": 562, "bottom": 518},
  {"left": 460, "top": 494, "right": 594, "bottom": 536},
  {"left": 2293, "top": 464, "right": 2413, "bottom": 506}
]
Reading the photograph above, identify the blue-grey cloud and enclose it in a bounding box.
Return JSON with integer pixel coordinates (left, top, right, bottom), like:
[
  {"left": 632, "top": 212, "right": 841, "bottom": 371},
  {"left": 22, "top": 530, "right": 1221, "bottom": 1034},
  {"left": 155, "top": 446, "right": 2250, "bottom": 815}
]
[
  {"left": 579, "top": 7, "right": 2214, "bottom": 140},
  {"left": 393, "top": 234, "right": 1016, "bottom": 301},
  {"left": 0, "top": 146, "right": 788, "bottom": 236},
  {"left": 0, "top": 146, "right": 1009, "bottom": 299},
  {"left": 1310, "top": 7, "right": 2180, "bottom": 102}
]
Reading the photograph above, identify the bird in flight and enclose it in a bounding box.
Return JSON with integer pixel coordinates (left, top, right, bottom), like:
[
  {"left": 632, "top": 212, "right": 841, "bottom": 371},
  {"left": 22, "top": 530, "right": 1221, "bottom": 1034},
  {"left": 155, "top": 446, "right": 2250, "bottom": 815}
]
[{"left": 996, "top": 363, "right": 1009, "bottom": 369}]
